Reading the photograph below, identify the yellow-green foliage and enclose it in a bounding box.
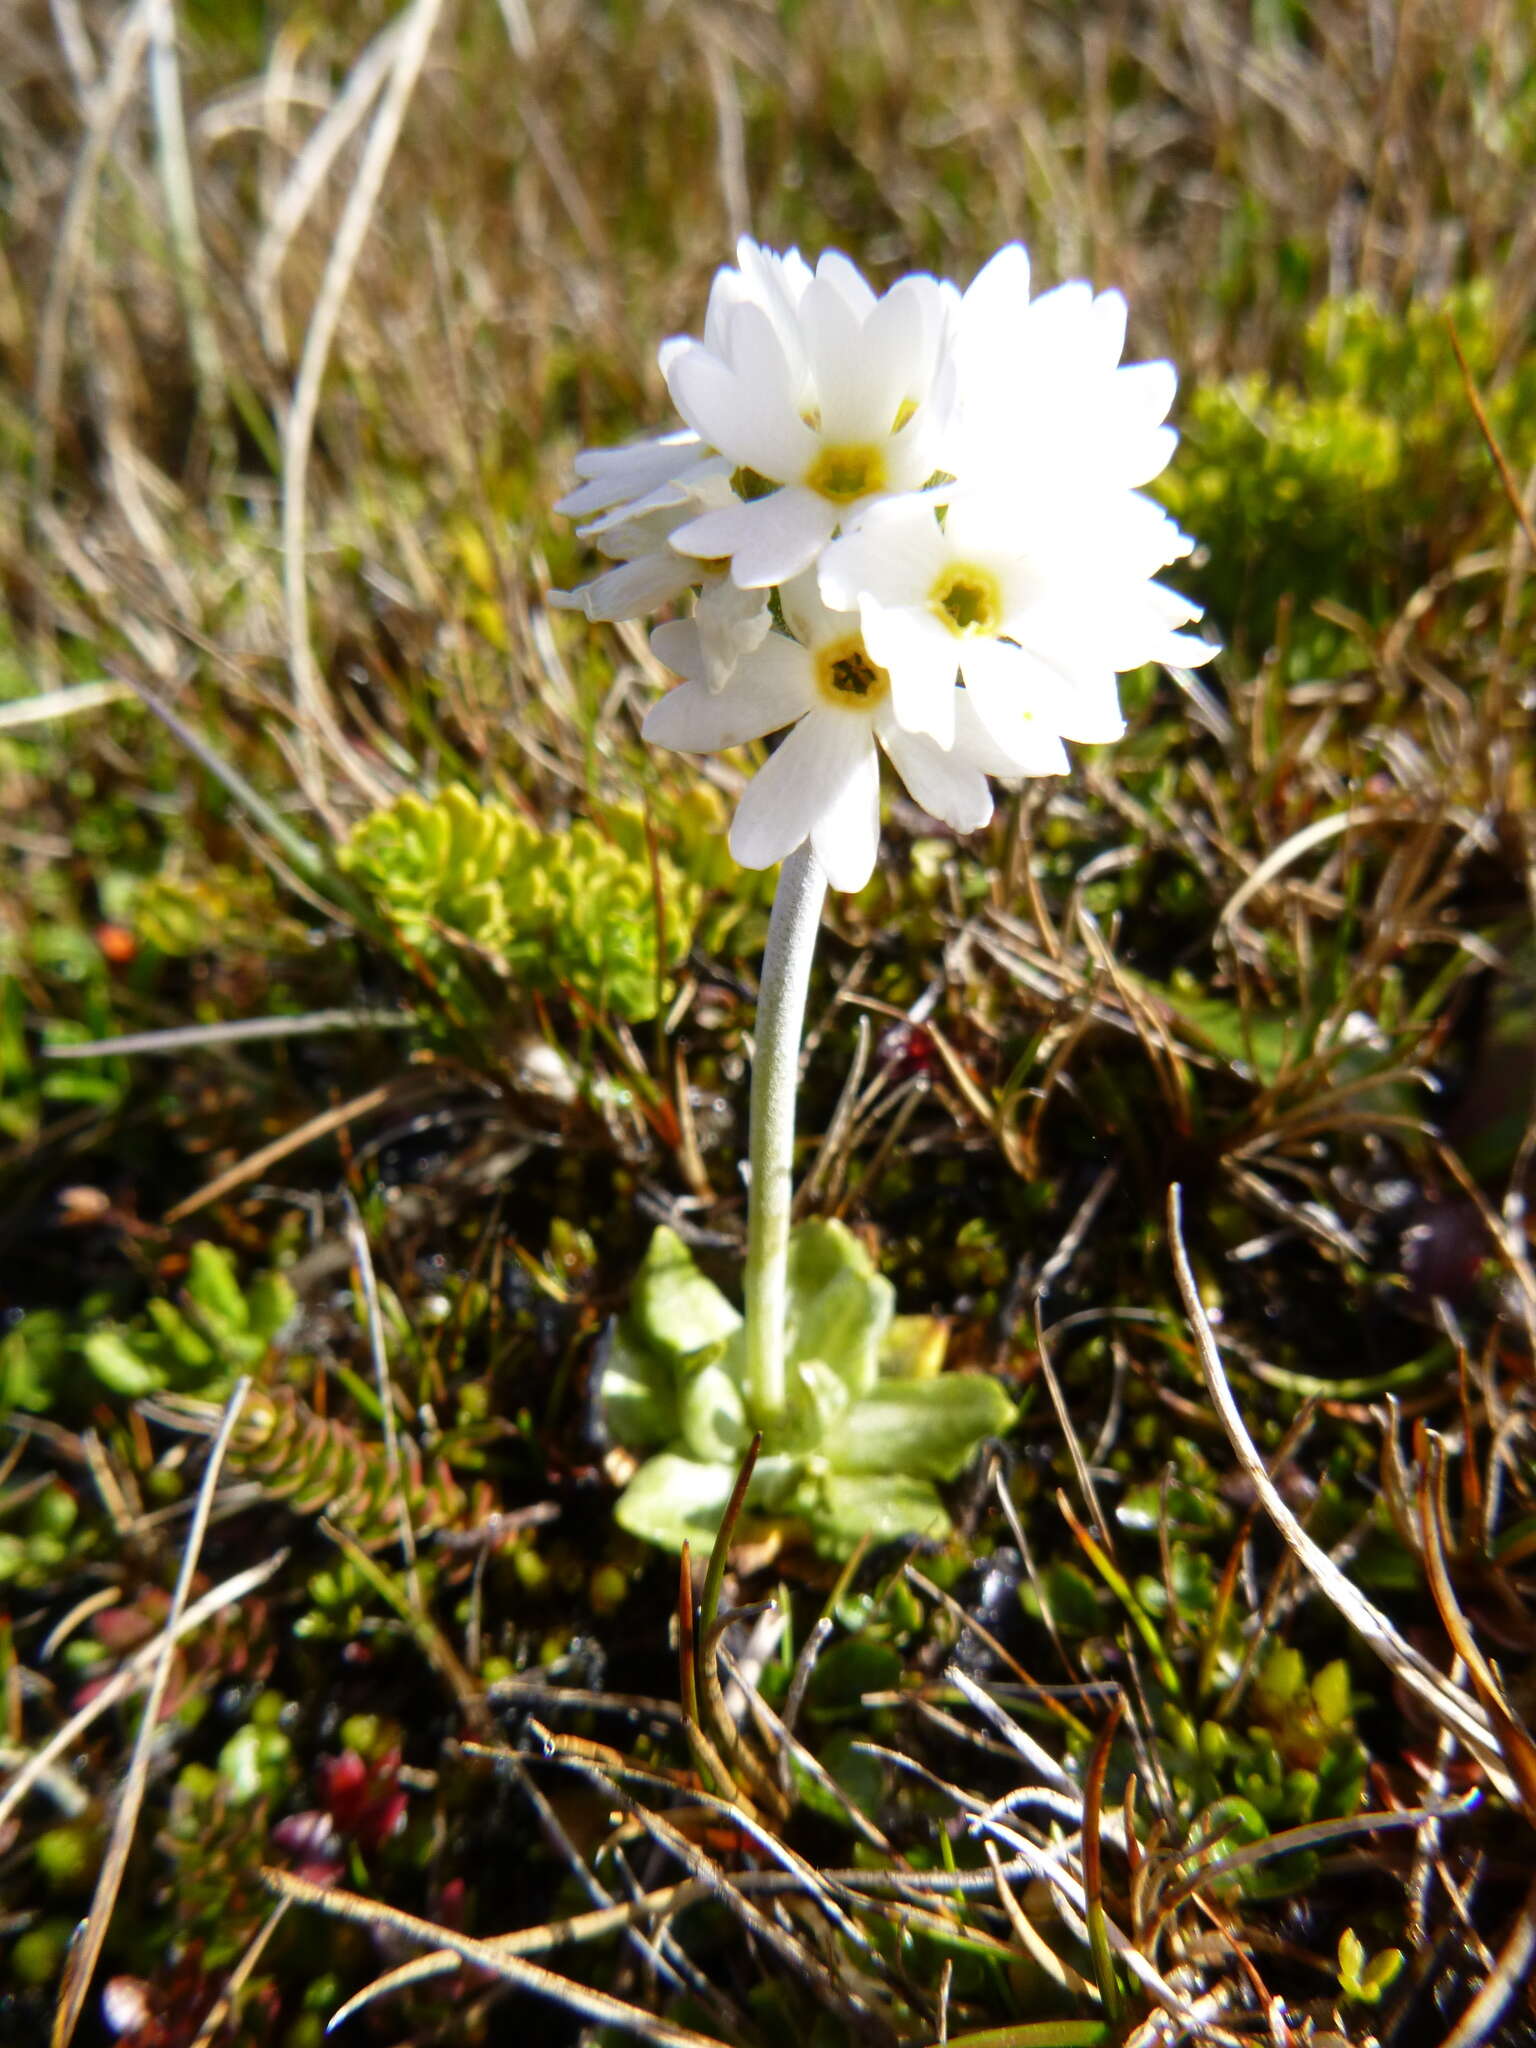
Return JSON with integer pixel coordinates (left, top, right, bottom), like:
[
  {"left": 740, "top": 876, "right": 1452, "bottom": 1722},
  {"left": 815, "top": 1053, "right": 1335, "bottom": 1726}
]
[
  {"left": 341, "top": 785, "right": 699, "bottom": 1022},
  {"left": 1160, "top": 282, "right": 1536, "bottom": 671}
]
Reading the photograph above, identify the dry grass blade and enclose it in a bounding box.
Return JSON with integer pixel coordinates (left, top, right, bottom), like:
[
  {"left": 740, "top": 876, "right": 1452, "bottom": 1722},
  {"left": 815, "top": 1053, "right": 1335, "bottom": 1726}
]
[
  {"left": 146, "top": 0, "right": 224, "bottom": 427},
  {"left": 1417, "top": 1434, "right": 1536, "bottom": 1820},
  {"left": 323, "top": 1877, "right": 713, "bottom": 2032},
  {"left": 0, "top": 1550, "right": 286, "bottom": 1833},
  {"left": 342, "top": 1190, "right": 421, "bottom": 1603},
  {"left": 31, "top": 0, "right": 155, "bottom": 518},
  {"left": 162, "top": 1076, "right": 416, "bottom": 1223},
  {"left": 1217, "top": 808, "right": 1382, "bottom": 939},
  {"left": 51, "top": 1376, "right": 251, "bottom": 2048},
  {"left": 250, "top": 12, "right": 408, "bottom": 358},
  {"left": 260, "top": 1866, "right": 725, "bottom": 2047},
  {"left": 281, "top": 0, "right": 445, "bottom": 804},
  {"left": 0, "top": 680, "right": 133, "bottom": 730},
  {"left": 1165, "top": 1182, "right": 1517, "bottom": 1800},
  {"left": 1439, "top": 1870, "right": 1536, "bottom": 2048}
]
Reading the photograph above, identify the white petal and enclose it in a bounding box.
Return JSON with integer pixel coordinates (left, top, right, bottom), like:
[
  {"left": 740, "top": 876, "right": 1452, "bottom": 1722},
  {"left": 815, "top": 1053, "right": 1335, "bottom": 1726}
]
[
  {"left": 644, "top": 641, "right": 814, "bottom": 751},
  {"left": 663, "top": 333, "right": 815, "bottom": 481},
  {"left": 672, "top": 489, "right": 836, "bottom": 588},
  {"left": 953, "top": 683, "right": 1067, "bottom": 777},
  {"left": 555, "top": 430, "right": 703, "bottom": 519},
  {"left": 960, "top": 243, "right": 1031, "bottom": 344},
  {"left": 1110, "top": 359, "right": 1177, "bottom": 429},
  {"left": 813, "top": 249, "right": 877, "bottom": 320},
  {"left": 728, "top": 709, "right": 870, "bottom": 874},
  {"left": 879, "top": 718, "right": 994, "bottom": 834},
  {"left": 819, "top": 497, "right": 946, "bottom": 610},
  {"left": 562, "top": 551, "right": 696, "bottom": 621},
  {"left": 694, "top": 575, "right": 772, "bottom": 687},
  {"left": 800, "top": 274, "right": 870, "bottom": 442},
  {"left": 811, "top": 730, "right": 882, "bottom": 891},
  {"left": 960, "top": 637, "right": 1115, "bottom": 758},
  {"left": 650, "top": 618, "right": 708, "bottom": 681},
  {"left": 858, "top": 597, "right": 959, "bottom": 747},
  {"left": 1087, "top": 289, "right": 1128, "bottom": 368}
]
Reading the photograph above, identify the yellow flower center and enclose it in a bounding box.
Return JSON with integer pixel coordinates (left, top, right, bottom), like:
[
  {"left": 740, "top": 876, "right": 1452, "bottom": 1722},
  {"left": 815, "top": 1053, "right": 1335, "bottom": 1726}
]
[
  {"left": 930, "top": 563, "right": 1002, "bottom": 638},
  {"left": 815, "top": 636, "right": 890, "bottom": 708},
  {"left": 806, "top": 443, "right": 887, "bottom": 504}
]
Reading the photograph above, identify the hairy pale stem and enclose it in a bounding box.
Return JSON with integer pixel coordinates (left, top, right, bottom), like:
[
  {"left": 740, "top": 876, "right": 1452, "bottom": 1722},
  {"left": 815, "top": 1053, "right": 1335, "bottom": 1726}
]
[{"left": 743, "top": 843, "right": 828, "bottom": 1424}]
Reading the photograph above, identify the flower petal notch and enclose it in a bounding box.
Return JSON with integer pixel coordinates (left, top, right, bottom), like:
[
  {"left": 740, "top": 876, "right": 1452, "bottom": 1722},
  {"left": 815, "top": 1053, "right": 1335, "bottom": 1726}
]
[{"left": 602, "top": 1222, "right": 1016, "bottom": 1557}]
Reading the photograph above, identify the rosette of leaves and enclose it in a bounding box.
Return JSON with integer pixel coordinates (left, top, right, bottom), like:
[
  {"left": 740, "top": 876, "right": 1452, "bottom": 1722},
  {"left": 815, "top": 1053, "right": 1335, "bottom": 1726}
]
[
  {"left": 1161, "top": 1644, "right": 1368, "bottom": 1897},
  {"left": 602, "top": 1220, "right": 1017, "bottom": 1556},
  {"left": 340, "top": 787, "right": 698, "bottom": 1021}
]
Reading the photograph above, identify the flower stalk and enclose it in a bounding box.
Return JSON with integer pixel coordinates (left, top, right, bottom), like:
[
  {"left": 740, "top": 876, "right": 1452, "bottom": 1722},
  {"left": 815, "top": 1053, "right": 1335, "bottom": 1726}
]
[{"left": 743, "top": 841, "right": 827, "bottom": 1424}]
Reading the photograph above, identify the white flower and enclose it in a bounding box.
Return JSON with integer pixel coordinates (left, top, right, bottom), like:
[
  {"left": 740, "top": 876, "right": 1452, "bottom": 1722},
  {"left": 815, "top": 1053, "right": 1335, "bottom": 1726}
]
[
  {"left": 641, "top": 575, "right": 1061, "bottom": 892},
  {"left": 658, "top": 240, "right": 958, "bottom": 590},
  {"left": 948, "top": 244, "right": 1178, "bottom": 494},
  {"left": 819, "top": 486, "right": 1213, "bottom": 757},
  {"left": 554, "top": 427, "right": 709, "bottom": 524},
  {"left": 552, "top": 468, "right": 772, "bottom": 687}
]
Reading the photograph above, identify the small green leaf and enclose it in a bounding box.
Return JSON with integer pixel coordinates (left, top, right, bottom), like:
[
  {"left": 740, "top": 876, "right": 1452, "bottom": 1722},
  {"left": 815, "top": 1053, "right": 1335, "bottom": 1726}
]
[
  {"left": 611, "top": 1453, "right": 735, "bottom": 1552},
  {"left": 598, "top": 1321, "right": 678, "bottom": 1450},
  {"left": 878, "top": 1314, "right": 949, "bottom": 1380},
  {"left": 786, "top": 1220, "right": 890, "bottom": 1399},
  {"left": 804, "top": 1640, "right": 903, "bottom": 1722},
  {"left": 791, "top": 1729, "right": 886, "bottom": 1825},
  {"left": 80, "top": 1329, "right": 164, "bottom": 1397},
  {"left": 795, "top": 1470, "right": 951, "bottom": 1555},
  {"left": 678, "top": 1358, "right": 749, "bottom": 1464},
  {"left": 822, "top": 1373, "right": 1016, "bottom": 1481},
  {"left": 186, "top": 1241, "right": 252, "bottom": 1333},
  {"left": 629, "top": 1228, "right": 740, "bottom": 1364},
  {"left": 613, "top": 1449, "right": 803, "bottom": 1554}
]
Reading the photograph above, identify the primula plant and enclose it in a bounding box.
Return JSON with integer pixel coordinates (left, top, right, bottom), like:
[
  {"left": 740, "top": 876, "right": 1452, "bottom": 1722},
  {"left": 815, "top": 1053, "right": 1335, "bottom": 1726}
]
[{"left": 559, "top": 237, "right": 1213, "bottom": 1555}]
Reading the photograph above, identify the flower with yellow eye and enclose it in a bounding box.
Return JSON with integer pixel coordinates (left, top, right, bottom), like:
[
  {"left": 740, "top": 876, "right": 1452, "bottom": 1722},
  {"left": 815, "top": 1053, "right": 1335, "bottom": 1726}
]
[
  {"left": 657, "top": 245, "right": 957, "bottom": 590},
  {"left": 818, "top": 487, "right": 1213, "bottom": 756},
  {"left": 641, "top": 573, "right": 1063, "bottom": 892}
]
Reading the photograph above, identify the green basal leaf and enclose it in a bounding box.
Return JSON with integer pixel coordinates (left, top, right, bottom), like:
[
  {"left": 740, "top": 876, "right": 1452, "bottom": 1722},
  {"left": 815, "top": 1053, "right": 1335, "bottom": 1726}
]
[
  {"left": 822, "top": 1373, "right": 1017, "bottom": 1481},
  {"left": 878, "top": 1313, "right": 948, "bottom": 1379},
  {"left": 612, "top": 1452, "right": 736, "bottom": 1551},
  {"left": 784, "top": 1221, "right": 890, "bottom": 1399},
  {"left": 598, "top": 1320, "right": 678, "bottom": 1450},
  {"left": 613, "top": 1449, "right": 804, "bottom": 1553},
  {"left": 678, "top": 1357, "right": 750, "bottom": 1464},
  {"left": 794, "top": 1470, "right": 951, "bottom": 1554},
  {"left": 629, "top": 1227, "right": 740, "bottom": 1364},
  {"left": 780, "top": 1358, "right": 853, "bottom": 1452}
]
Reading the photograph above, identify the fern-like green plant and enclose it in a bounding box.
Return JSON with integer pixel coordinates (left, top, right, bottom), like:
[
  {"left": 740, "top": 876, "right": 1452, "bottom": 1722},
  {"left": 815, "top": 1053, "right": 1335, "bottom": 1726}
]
[{"left": 340, "top": 787, "right": 699, "bottom": 1021}]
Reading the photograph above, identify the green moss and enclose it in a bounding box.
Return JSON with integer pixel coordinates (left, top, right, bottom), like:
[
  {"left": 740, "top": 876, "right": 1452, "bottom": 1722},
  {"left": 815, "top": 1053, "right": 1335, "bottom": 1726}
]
[
  {"left": 340, "top": 785, "right": 699, "bottom": 1021},
  {"left": 1160, "top": 282, "right": 1536, "bottom": 672}
]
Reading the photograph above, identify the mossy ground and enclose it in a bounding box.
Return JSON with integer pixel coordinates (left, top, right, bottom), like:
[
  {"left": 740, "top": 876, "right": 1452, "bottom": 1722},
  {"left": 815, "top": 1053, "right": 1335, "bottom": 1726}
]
[{"left": 1, "top": 3, "right": 1534, "bottom": 2044}]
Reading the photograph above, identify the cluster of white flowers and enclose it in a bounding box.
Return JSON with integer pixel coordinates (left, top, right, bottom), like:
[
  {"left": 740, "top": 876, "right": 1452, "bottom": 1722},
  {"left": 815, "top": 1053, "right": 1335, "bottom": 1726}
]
[{"left": 556, "top": 239, "right": 1214, "bottom": 892}]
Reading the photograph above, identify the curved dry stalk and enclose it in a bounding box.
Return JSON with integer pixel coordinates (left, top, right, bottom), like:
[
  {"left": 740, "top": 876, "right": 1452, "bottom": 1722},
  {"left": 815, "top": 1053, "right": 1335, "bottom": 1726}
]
[
  {"left": 0, "top": 1550, "right": 286, "bottom": 1834},
  {"left": 261, "top": 1866, "right": 724, "bottom": 2048},
  {"left": 51, "top": 1378, "right": 252, "bottom": 2048},
  {"left": 1166, "top": 1182, "right": 1519, "bottom": 1803},
  {"left": 280, "top": 0, "right": 445, "bottom": 806},
  {"left": 31, "top": 0, "right": 156, "bottom": 521},
  {"left": 249, "top": 13, "right": 409, "bottom": 360}
]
